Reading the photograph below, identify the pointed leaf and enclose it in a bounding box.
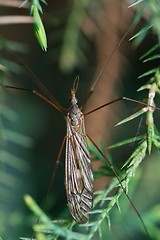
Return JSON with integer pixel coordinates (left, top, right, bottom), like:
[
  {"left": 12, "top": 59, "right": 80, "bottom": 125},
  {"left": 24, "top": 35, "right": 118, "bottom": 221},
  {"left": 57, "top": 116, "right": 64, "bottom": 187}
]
[
  {"left": 129, "top": 23, "right": 154, "bottom": 41},
  {"left": 140, "top": 44, "right": 160, "bottom": 60},
  {"left": 98, "top": 225, "right": 102, "bottom": 239},
  {"left": 24, "top": 195, "right": 87, "bottom": 240},
  {"left": 116, "top": 199, "right": 121, "bottom": 213},
  {"left": 32, "top": 5, "right": 47, "bottom": 51},
  {"left": 115, "top": 109, "right": 145, "bottom": 126},
  {"left": 153, "top": 138, "right": 160, "bottom": 150},
  {"left": 138, "top": 68, "right": 158, "bottom": 78},
  {"left": 128, "top": 0, "right": 143, "bottom": 8},
  {"left": 107, "top": 135, "right": 144, "bottom": 149},
  {"left": 121, "top": 140, "right": 147, "bottom": 169},
  {"left": 127, "top": 141, "right": 147, "bottom": 170},
  {"left": 106, "top": 214, "right": 111, "bottom": 229},
  {"left": 90, "top": 209, "right": 103, "bottom": 214},
  {"left": 138, "top": 84, "right": 152, "bottom": 91},
  {"left": 143, "top": 54, "right": 160, "bottom": 63}
]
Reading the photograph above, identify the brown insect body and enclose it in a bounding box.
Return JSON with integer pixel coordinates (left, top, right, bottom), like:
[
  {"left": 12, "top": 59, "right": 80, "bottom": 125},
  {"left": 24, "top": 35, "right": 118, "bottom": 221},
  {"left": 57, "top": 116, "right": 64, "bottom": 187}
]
[{"left": 65, "top": 88, "right": 94, "bottom": 223}]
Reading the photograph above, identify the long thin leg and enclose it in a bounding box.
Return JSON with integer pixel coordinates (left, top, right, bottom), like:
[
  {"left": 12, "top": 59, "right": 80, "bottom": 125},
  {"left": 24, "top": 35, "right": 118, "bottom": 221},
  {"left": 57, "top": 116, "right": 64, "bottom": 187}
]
[
  {"left": 32, "top": 135, "right": 66, "bottom": 239},
  {"left": 3, "top": 85, "right": 66, "bottom": 115},
  {"left": 80, "top": 25, "right": 132, "bottom": 110},
  {"left": 33, "top": 90, "right": 66, "bottom": 115},
  {"left": 84, "top": 96, "right": 160, "bottom": 116},
  {"left": 40, "top": 135, "right": 66, "bottom": 210},
  {"left": 87, "top": 134, "right": 151, "bottom": 240},
  {"left": 1, "top": 48, "right": 64, "bottom": 112}
]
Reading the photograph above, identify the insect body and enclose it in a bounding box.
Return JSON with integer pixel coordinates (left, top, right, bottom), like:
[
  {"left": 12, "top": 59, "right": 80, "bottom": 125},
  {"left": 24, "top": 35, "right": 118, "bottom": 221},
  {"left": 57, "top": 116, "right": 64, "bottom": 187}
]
[{"left": 66, "top": 82, "right": 93, "bottom": 223}]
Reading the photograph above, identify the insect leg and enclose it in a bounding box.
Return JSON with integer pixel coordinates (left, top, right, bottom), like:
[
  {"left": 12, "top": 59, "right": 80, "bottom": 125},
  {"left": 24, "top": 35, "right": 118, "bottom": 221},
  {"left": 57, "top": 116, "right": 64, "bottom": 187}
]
[
  {"left": 84, "top": 96, "right": 160, "bottom": 116},
  {"left": 41, "top": 135, "right": 66, "bottom": 210},
  {"left": 87, "top": 133, "right": 151, "bottom": 240},
  {"left": 30, "top": 135, "right": 66, "bottom": 239}
]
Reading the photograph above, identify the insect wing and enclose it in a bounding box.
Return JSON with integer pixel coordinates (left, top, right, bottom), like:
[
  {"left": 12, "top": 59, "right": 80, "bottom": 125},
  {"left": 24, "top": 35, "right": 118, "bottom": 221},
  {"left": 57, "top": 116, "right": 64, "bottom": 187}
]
[{"left": 65, "top": 115, "right": 94, "bottom": 223}]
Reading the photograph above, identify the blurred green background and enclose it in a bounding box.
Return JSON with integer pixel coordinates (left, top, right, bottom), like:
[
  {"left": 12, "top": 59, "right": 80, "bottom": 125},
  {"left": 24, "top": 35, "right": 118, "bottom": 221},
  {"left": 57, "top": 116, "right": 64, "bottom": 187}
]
[{"left": 0, "top": 0, "right": 160, "bottom": 239}]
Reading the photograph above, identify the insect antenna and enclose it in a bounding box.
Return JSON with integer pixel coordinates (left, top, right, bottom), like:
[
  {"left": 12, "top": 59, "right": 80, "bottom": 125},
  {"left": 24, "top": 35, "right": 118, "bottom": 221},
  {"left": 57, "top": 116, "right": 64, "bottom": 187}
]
[{"left": 72, "top": 75, "right": 79, "bottom": 93}]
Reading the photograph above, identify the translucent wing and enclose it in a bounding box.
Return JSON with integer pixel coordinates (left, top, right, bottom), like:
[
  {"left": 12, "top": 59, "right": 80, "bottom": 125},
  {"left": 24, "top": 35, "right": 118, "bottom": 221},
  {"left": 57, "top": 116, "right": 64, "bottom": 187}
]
[{"left": 65, "top": 114, "right": 94, "bottom": 223}]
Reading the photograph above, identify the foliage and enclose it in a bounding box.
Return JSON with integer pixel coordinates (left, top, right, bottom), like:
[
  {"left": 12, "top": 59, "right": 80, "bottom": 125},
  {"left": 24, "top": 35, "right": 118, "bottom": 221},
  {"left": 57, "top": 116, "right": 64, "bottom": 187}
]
[
  {"left": 30, "top": 0, "right": 48, "bottom": 51},
  {"left": 0, "top": 0, "right": 160, "bottom": 240},
  {"left": 0, "top": 39, "right": 33, "bottom": 239}
]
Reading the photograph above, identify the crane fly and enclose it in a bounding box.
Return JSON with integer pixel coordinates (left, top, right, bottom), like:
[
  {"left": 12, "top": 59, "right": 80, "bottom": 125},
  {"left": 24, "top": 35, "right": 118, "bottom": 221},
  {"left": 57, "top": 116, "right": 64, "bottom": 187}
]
[
  {"left": 34, "top": 77, "right": 94, "bottom": 223},
  {"left": 6, "top": 77, "right": 94, "bottom": 224},
  {"left": 64, "top": 77, "right": 93, "bottom": 223},
  {"left": 1, "top": 22, "right": 155, "bottom": 239},
  {"left": 2, "top": 65, "right": 153, "bottom": 239},
  {"left": 4, "top": 78, "right": 154, "bottom": 239}
]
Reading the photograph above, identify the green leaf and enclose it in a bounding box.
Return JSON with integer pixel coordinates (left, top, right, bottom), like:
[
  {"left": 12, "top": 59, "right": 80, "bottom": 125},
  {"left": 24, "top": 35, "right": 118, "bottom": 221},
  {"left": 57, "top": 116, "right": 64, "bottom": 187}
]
[
  {"left": 122, "top": 140, "right": 147, "bottom": 169},
  {"left": 115, "top": 109, "right": 146, "bottom": 126},
  {"left": 24, "top": 195, "right": 88, "bottom": 240},
  {"left": 140, "top": 43, "right": 160, "bottom": 60},
  {"left": 106, "top": 214, "right": 111, "bottom": 229},
  {"left": 130, "top": 23, "right": 154, "bottom": 41},
  {"left": 153, "top": 138, "right": 160, "bottom": 150},
  {"left": 127, "top": 141, "right": 147, "bottom": 169},
  {"left": 138, "top": 68, "right": 158, "bottom": 78},
  {"left": 128, "top": 0, "right": 143, "bottom": 8},
  {"left": 143, "top": 54, "right": 160, "bottom": 63},
  {"left": 31, "top": 3, "right": 47, "bottom": 51},
  {"left": 138, "top": 84, "right": 152, "bottom": 91},
  {"left": 107, "top": 135, "right": 144, "bottom": 149},
  {"left": 98, "top": 225, "right": 102, "bottom": 239}
]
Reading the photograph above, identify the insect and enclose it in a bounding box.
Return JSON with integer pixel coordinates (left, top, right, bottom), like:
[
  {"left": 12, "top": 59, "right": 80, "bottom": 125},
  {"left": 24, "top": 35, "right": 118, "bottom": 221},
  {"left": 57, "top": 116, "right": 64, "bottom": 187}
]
[
  {"left": 1, "top": 2, "right": 159, "bottom": 239},
  {"left": 3, "top": 60, "right": 154, "bottom": 239},
  {"left": 3, "top": 27, "right": 159, "bottom": 239},
  {"left": 65, "top": 77, "right": 93, "bottom": 223}
]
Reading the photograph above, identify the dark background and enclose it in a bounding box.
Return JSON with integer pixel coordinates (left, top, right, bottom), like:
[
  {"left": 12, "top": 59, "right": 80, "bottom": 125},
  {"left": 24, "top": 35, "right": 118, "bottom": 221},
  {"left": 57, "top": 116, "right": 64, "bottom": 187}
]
[{"left": 0, "top": 0, "right": 160, "bottom": 239}]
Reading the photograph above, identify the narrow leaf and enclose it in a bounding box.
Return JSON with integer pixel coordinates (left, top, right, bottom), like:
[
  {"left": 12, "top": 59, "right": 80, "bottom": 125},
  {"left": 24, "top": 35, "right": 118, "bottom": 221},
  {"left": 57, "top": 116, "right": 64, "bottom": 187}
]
[
  {"left": 107, "top": 135, "right": 144, "bottom": 149},
  {"left": 140, "top": 44, "right": 160, "bottom": 60},
  {"left": 138, "top": 84, "right": 152, "bottom": 91},
  {"left": 32, "top": 4, "right": 47, "bottom": 51},
  {"left": 98, "top": 225, "right": 102, "bottom": 239},
  {"left": 128, "top": 0, "right": 143, "bottom": 8},
  {"left": 127, "top": 141, "right": 147, "bottom": 169},
  {"left": 143, "top": 54, "right": 160, "bottom": 63},
  {"left": 116, "top": 199, "right": 121, "bottom": 213},
  {"left": 106, "top": 214, "right": 111, "bottom": 229},
  {"left": 122, "top": 140, "right": 147, "bottom": 169},
  {"left": 115, "top": 109, "right": 145, "bottom": 126},
  {"left": 153, "top": 138, "right": 160, "bottom": 150},
  {"left": 24, "top": 195, "right": 87, "bottom": 240},
  {"left": 129, "top": 23, "right": 154, "bottom": 41},
  {"left": 138, "top": 68, "right": 158, "bottom": 78}
]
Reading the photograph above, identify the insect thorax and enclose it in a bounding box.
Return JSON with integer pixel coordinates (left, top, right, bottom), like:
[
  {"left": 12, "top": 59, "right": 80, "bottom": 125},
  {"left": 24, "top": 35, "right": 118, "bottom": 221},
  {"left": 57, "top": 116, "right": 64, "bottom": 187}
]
[{"left": 68, "top": 104, "right": 82, "bottom": 126}]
